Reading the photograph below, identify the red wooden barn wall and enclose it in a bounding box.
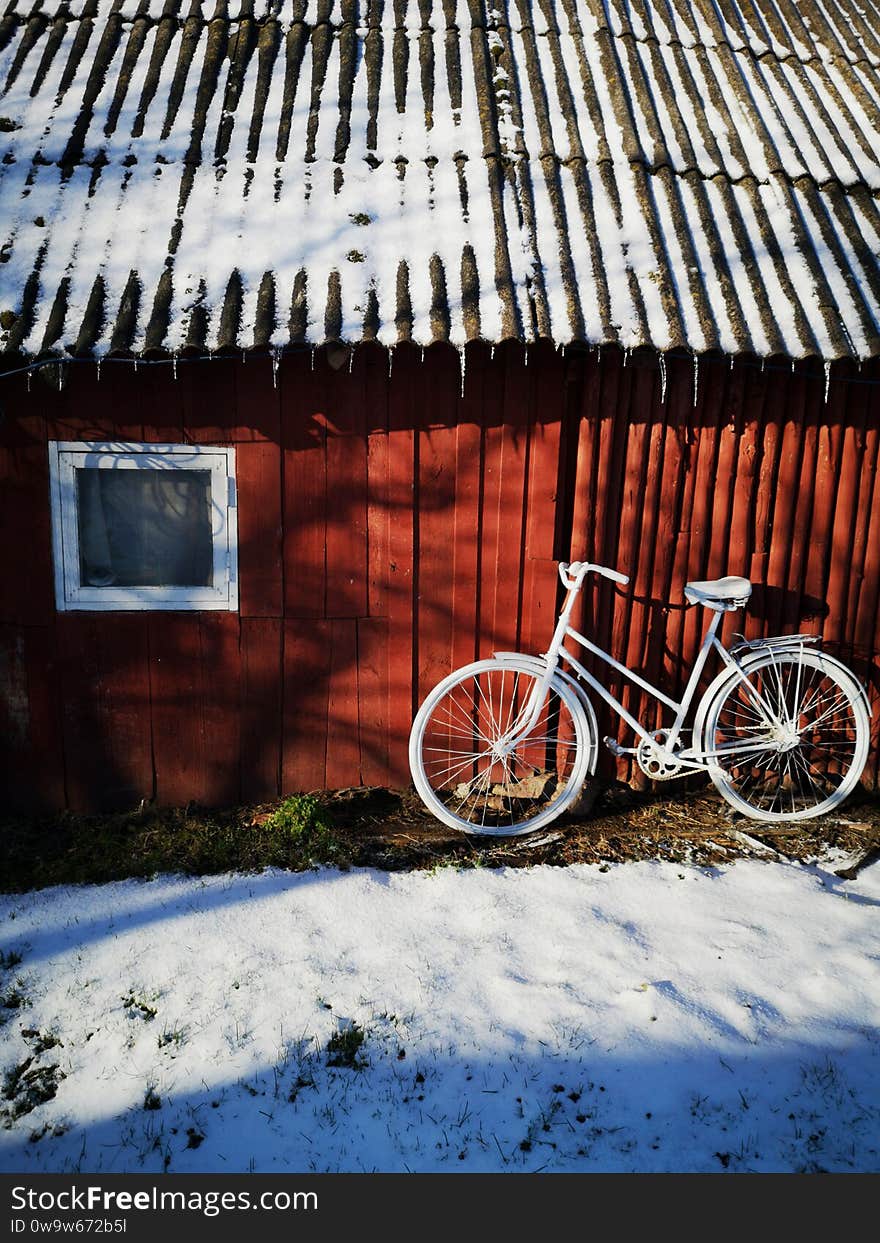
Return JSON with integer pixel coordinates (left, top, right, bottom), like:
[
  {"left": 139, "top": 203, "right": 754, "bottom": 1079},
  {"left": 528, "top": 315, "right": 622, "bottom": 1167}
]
[{"left": 1, "top": 341, "right": 879, "bottom": 813}]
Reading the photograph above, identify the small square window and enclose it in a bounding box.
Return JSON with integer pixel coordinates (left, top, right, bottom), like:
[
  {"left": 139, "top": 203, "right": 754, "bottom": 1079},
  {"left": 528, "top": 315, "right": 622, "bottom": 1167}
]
[{"left": 49, "top": 442, "right": 238, "bottom": 611}]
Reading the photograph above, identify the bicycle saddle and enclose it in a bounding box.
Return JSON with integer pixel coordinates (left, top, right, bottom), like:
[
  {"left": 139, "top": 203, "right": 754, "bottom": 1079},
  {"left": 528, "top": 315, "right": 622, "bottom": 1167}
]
[{"left": 684, "top": 576, "right": 752, "bottom": 610}]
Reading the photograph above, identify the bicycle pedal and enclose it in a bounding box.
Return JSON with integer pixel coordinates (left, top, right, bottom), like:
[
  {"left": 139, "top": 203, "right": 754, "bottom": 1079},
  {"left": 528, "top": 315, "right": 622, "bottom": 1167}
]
[{"left": 603, "top": 736, "right": 626, "bottom": 757}]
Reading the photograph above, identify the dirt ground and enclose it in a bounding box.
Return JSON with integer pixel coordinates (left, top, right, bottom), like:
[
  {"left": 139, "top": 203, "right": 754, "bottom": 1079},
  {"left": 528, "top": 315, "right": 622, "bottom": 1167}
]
[
  {"left": 3, "top": 782, "right": 879, "bottom": 893},
  {"left": 322, "top": 782, "right": 880, "bottom": 878}
]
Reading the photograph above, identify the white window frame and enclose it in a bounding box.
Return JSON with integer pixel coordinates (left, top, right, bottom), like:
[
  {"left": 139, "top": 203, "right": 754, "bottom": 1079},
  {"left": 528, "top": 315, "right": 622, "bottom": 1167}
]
[{"left": 48, "top": 441, "right": 238, "bottom": 612}]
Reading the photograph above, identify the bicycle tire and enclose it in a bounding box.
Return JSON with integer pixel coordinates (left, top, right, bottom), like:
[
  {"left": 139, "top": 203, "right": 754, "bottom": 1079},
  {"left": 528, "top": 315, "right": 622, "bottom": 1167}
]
[
  {"left": 409, "top": 657, "right": 594, "bottom": 836},
  {"left": 699, "top": 649, "right": 870, "bottom": 822}
]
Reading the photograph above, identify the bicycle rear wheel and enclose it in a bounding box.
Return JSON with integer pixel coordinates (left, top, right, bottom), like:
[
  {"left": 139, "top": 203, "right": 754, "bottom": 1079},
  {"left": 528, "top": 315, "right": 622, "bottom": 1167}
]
[
  {"left": 701, "top": 650, "right": 869, "bottom": 822},
  {"left": 409, "top": 658, "right": 593, "bottom": 836}
]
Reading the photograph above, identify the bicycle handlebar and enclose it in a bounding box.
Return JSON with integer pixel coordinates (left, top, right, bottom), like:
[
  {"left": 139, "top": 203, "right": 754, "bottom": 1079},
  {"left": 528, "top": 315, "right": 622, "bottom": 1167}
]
[{"left": 560, "top": 561, "right": 630, "bottom": 588}]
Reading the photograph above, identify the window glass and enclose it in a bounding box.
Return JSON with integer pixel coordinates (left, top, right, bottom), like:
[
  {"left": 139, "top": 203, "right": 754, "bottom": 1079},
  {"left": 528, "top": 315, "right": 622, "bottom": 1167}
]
[{"left": 76, "top": 467, "right": 214, "bottom": 588}]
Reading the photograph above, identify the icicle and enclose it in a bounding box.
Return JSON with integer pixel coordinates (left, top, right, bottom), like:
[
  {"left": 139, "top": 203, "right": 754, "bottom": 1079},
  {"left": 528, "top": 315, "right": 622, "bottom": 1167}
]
[
  {"left": 824, "top": 358, "right": 831, "bottom": 405},
  {"left": 490, "top": 344, "right": 495, "bottom": 363},
  {"left": 692, "top": 352, "right": 699, "bottom": 409},
  {"left": 310, "top": 346, "right": 316, "bottom": 371},
  {"left": 524, "top": 343, "right": 528, "bottom": 367},
  {"left": 761, "top": 356, "right": 766, "bottom": 373},
  {"left": 348, "top": 347, "right": 354, "bottom": 374},
  {"left": 561, "top": 343, "right": 566, "bottom": 359},
  {"left": 57, "top": 364, "right": 63, "bottom": 391},
  {"left": 729, "top": 355, "right": 734, "bottom": 371},
  {"left": 272, "top": 349, "right": 280, "bottom": 390},
  {"left": 172, "top": 354, "right": 178, "bottom": 381},
  {"left": 659, "top": 352, "right": 667, "bottom": 405},
  {"left": 133, "top": 357, "right": 138, "bottom": 374},
  {"left": 387, "top": 347, "right": 394, "bottom": 381},
  {"left": 420, "top": 346, "right": 425, "bottom": 364},
  {"left": 26, "top": 371, "right": 31, "bottom": 393},
  {"left": 623, "top": 347, "right": 631, "bottom": 368}
]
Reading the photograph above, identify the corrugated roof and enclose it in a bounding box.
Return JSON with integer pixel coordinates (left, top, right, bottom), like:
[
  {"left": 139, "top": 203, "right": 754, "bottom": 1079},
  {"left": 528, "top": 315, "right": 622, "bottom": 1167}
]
[{"left": 1, "top": 0, "right": 879, "bottom": 359}]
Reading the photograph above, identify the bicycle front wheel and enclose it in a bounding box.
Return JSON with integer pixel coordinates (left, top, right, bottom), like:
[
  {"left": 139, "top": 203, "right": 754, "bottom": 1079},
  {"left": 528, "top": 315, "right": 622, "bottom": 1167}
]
[
  {"left": 701, "top": 650, "right": 870, "bottom": 822},
  {"left": 409, "top": 658, "right": 593, "bottom": 836}
]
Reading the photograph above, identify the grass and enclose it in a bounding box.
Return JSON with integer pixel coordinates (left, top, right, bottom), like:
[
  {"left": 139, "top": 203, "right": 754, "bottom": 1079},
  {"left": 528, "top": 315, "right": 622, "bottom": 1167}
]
[
  {"left": 0, "top": 784, "right": 877, "bottom": 894},
  {"left": 0, "top": 793, "right": 352, "bottom": 892},
  {"left": 326, "top": 1021, "right": 367, "bottom": 1069}
]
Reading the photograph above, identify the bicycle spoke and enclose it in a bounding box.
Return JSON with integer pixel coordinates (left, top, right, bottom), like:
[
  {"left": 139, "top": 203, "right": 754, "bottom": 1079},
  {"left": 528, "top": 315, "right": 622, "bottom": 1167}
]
[{"left": 706, "top": 652, "right": 867, "bottom": 821}]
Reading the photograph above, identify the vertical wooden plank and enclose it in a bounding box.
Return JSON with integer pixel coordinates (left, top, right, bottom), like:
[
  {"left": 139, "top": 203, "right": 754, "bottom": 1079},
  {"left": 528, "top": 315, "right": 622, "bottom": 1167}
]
[
  {"left": 282, "top": 351, "right": 327, "bottom": 618},
  {"left": 365, "top": 344, "right": 391, "bottom": 620},
  {"left": 57, "top": 615, "right": 153, "bottom": 811},
  {"left": 138, "top": 364, "right": 185, "bottom": 445},
  {"left": 358, "top": 616, "right": 390, "bottom": 786},
  {"left": 804, "top": 372, "right": 846, "bottom": 636},
  {"left": 645, "top": 356, "right": 689, "bottom": 703},
  {"left": 450, "top": 344, "right": 483, "bottom": 672},
  {"left": 520, "top": 341, "right": 565, "bottom": 659},
  {"left": 666, "top": 354, "right": 703, "bottom": 687},
  {"left": 181, "top": 357, "right": 234, "bottom": 445},
  {"left": 727, "top": 363, "right": 768, "bottom": 640},
  {"left": 198, "top": 612, "right": 241, "bottom": 807},
  {"left": 0, "top": 386, "right": 53, "bottom": 626},
  {"left": 480, "top": 341, "right": 530, "bottom": 657},
  {"left": 240, "top": 616, "right": 282, "bottom": 802},
  {"left": 102, "top": 362, "right": 144, "bottom": 441},
  {"left": 416, "top": 345, "right": 459, "bottom": 706},
  {"left": 149, "top": 615, "right": 204, "bottom": 807},
  {"left": 282, "top": 619, "right": 331, "bottom": 791},
  {"left": 232, "top": 355, "right": 283, "bottom": 617},
  {"left": 764, "top": 367, "right": 804, "bottom": 638},
  {"left": 620, "top": 363, "right": 664, "bottom": 745},
  {"left": 857, "top": 418, "right": 880, "bottom": 786},
  {"left": 325, "top": 618, "right": 360, "bottom": 788},
  {"left": 325, "top": 353, "right": 369, "bottom": 618},
  {"left": 0, "top": 624, "right": 65, "bottom": 812},
  {"left": 785, "top": 362, "right": 822, "bottom": 634},
  {"left": 237, "top": 440, "right": 284, "bottom": 617},
  {"left": 748, "top": 362, "right": 786, "bottom": 632},
  {"left": 385, "top": 344, "right": 417, "bottom": 785}
]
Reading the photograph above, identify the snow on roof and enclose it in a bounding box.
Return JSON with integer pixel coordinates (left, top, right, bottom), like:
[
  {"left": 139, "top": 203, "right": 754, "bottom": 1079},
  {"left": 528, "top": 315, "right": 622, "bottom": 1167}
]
[{"left": 1, "top": 0, "right": 879, "bottom": 360}]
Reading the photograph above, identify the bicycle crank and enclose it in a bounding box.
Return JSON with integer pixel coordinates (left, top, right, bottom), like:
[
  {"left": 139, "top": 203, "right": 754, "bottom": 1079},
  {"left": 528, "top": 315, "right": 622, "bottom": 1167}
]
[{"left": 636, "top": 731, "right": 686, "bottom": 781}]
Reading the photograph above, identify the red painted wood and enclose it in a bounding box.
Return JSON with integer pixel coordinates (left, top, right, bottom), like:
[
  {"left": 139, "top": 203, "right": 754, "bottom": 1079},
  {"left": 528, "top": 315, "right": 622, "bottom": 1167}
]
[
  {"left": 0, "top": 395, "right": 53, "bottom": 626},
  {"left": 0, "top": 623, "right": 64, "bottom": 812},
  {"left": 521, "top": 341, "right": 564, "bottom": 659},
  {"left": 150, "top": 613, "right": 241, "bottom": 808},
  {"left": 416, "top": 345, "right": 459, "bottom": 706},
  {"left": 365, "top": 344, "right": 391, "bottom": 620},
  {"left": 325, "top": 355, "right": 368, "bottom": 618},
  {"left": 197, "top": 612, "right": 242, "bottom": 807},
  {"left": 240, "top": 616, "right": 282, "bottom": 802},
  {"left": 230, "top": 354, "right": 283, "bottom": 617},
  {"left": 384, "top": 344, "right": 417, "bottom": 786},
  {"left": 181, "top": 357, "right": 235, "bottom": 445},
  {"left": 358, "top": 617, "right": 390, "bottom": 786},
  {"left": 57, "top": 614, "right": 153, "bottom": 811},
  {"left": 282, "top": 619, "right": 331, "bottom": 792},
  {"left": 449, "top": 344, "right": 483, "bottom": 672},
  {"left": 326, "top": 618, "right": 360, "bottom": 788},
  {"left": 480, "top": 342, "right": 530, "bottom": 658},
  {"left": 149, "top": 614, "right": 204, "bottom": 807},
  {"left": 237, "top": 441, "right": 283, "bottom": 617},
  {"left": 281, "top": 352, "right": 327, "bottom": 618},
  {"left": 6, "top": 349, "right": 880, "bottom": 810}
]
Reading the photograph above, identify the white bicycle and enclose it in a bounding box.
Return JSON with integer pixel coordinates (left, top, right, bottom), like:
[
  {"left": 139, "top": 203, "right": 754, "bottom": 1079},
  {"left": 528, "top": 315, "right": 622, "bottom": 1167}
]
[{"left": 409, "top": 561, "right": 871, "bottom": 835}]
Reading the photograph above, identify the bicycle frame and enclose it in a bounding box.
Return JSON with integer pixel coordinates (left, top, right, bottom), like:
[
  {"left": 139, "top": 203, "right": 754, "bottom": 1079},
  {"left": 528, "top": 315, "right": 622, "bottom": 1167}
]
[{"left": 498, "top": 563, "right": 790, "bottom": 775}]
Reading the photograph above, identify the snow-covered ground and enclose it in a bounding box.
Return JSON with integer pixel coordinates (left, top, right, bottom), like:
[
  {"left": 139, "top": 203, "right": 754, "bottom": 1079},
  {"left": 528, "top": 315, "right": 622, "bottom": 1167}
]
[{"left": 1, "top": 858, "right": 879, "bottom": 1174}]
